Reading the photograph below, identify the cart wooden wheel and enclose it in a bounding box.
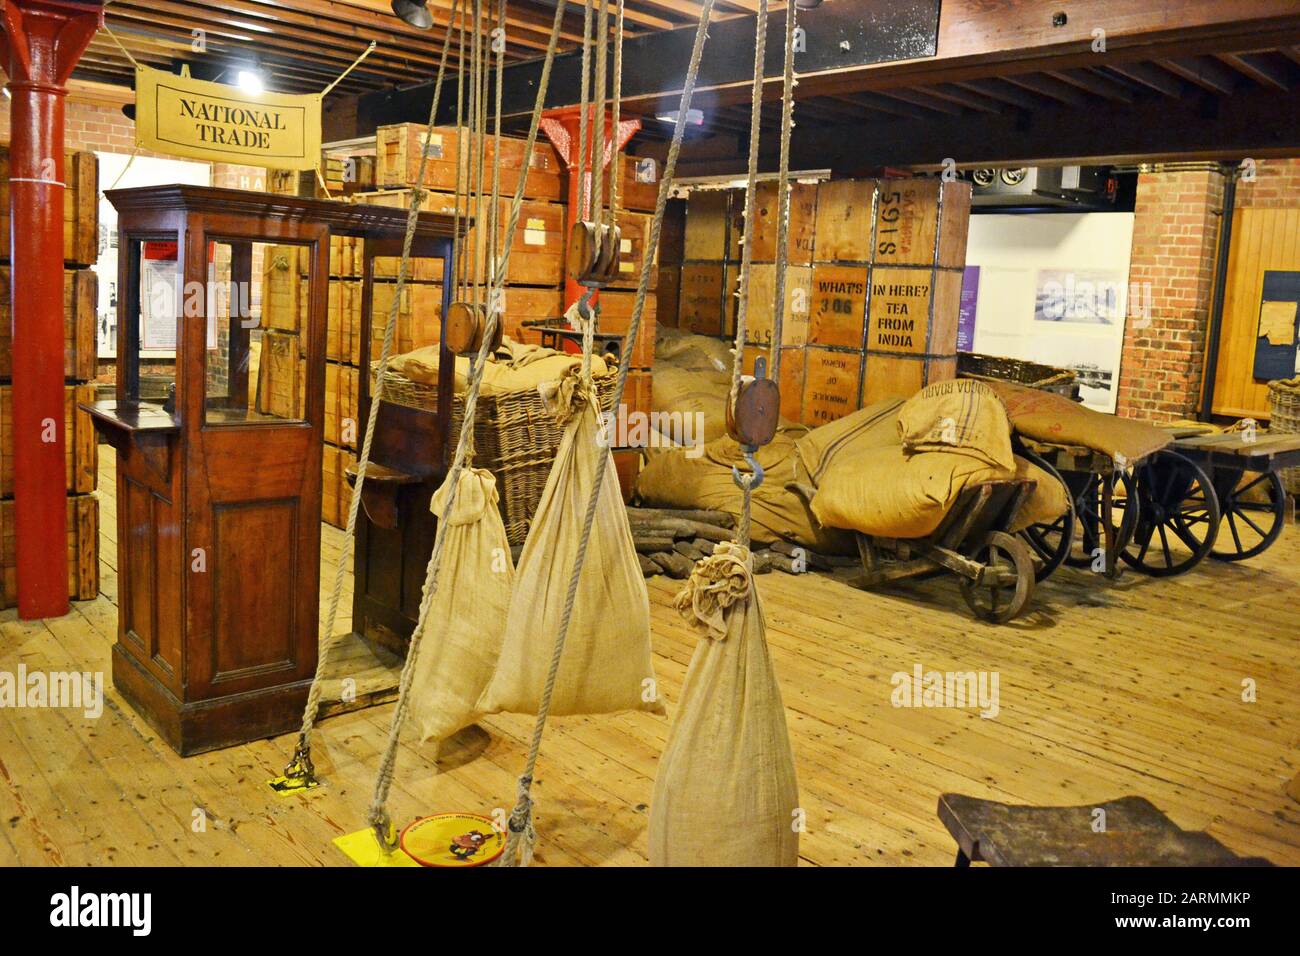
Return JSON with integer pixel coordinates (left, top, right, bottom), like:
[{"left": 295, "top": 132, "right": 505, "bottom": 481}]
[
  {"left": 1064, "top": 469, "right": 1137, "bottom": 568},
  {"left": 1120, "top": 449, "right": 1221, "bottom": 577},
  {"left": 959, "top": 531, "right": 1036, "bottom": 623},
  {"left": 1210, "top": 468, "right": 1286, "bottom": 561},
  {"left": 1016, "top": 449, "right": 1075, "bottom": 582}
]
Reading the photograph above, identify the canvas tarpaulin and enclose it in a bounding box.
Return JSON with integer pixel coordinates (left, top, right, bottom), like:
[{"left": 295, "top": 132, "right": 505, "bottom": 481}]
[{"left": 649, "top": 541, "right": 800, "bottom": 867}]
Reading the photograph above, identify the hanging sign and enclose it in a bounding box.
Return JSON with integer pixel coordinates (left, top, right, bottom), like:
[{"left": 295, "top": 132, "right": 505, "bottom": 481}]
[{"left": 133, "top": 65, "right": 321, "bottom": 171}]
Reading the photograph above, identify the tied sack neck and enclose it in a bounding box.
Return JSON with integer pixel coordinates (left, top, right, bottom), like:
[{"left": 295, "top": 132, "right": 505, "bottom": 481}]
[
  {"left": 539, "top": 366, "right": 595, "bottom": 426},
  {"left": 674, "top": 541, "right": 754, "bottom": 639}
]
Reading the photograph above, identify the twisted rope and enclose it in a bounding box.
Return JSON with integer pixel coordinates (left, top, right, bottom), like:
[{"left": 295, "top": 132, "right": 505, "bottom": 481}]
[
  {"left": 365, "top": 0, "right": 573, "bottom": 847},
  {"left": 497, "top": 0, "right": 719, "bottom": 868},
  {"left": 768, "top": 2, "right": 798, "bottom": 383},
  {"left": 728, "top": 0, "right": 768, "bottom": 415},
  {"left": 291, "top": 0, "right": 459, "bottom": 762}
]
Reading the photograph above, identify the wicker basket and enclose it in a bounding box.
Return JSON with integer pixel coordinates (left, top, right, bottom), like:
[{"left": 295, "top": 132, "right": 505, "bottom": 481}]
[
  {"left": 375, "top": 365, "right": 619, "bottom": 544},
  {"left": 1268, "top": 378, "right": 1300, "bottom": 494},
  {"left": 957, "top": 352, "right": 1078, "bottom": 398}
]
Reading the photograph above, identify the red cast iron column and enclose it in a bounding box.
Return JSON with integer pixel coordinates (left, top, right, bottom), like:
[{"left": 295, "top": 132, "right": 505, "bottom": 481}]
[{"left": 0, "top": 1, "right": 102, "bottom": 619}]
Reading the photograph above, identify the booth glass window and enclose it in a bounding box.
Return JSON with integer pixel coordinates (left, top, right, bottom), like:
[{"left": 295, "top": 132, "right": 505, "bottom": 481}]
[
  {"left": 125, "top": 237, "right": 180, "bottom": 406},
  {"left": 205, "top": 239, "right": 313, "bottom": 425}
]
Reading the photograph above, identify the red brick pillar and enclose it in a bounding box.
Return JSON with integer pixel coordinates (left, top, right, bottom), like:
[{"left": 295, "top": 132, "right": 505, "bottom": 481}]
[{"left": 1116, "top": 167, "right": 1225, "bottom": 422}]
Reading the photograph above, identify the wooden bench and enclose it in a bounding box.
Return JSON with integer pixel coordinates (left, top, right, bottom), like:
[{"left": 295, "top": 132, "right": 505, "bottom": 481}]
[{"left": 937, "top": 794, "right": 1273, "bottom": 866}]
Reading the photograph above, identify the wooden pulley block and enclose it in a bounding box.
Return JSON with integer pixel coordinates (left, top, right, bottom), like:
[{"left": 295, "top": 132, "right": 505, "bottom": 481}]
[
  {"left": 566, "top": 220, "right": 622, "bottom": 286},
  {"left": 726, "top": 375, "right": 781, "bottom": 448},
  {"left": 444, "top": 301, "right": 502, "bottom": 357}
]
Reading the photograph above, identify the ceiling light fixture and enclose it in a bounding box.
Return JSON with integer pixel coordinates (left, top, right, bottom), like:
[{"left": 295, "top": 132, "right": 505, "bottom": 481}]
[
  {"left": 392, "top": 0, "right": 434, "bottom": 30},
  {"left": 236, "top": 69, "right": 265, "bottom": 95},
  {"left": 655, "top": 108, "right": 704, "bottom": 126}
]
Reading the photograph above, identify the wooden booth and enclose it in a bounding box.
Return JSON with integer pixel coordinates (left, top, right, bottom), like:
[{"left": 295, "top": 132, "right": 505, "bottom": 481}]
[{"left": 82, "top": 185, "right": 458, "bottom": 755}]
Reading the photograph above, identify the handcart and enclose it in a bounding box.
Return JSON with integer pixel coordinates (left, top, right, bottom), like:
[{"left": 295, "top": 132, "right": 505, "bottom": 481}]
[
  {"left": 1013, "top": 439, "right": 1153, "bottom": 580},
  {"left": 1160, "top": 427, "right": 1300, "bottom": 563},
  {"left": 854, "top": 478, "right": 1039, "bottom": 623}
]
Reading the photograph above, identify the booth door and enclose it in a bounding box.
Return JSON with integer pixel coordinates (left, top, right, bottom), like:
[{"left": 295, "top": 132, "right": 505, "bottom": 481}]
[{"left": 183, "top": 229, "right": 328, "bottom": 704}]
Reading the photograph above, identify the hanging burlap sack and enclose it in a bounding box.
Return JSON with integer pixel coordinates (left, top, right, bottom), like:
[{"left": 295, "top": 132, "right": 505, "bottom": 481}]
[
  {"left": 406, "top": 468, "right": 514, "bottom": 743},
  {"left": 478, "top": 368, "right": 665, "bottom": 717},
  {"left": 649, "top": 542, "right": 800, "bottom": 867}
]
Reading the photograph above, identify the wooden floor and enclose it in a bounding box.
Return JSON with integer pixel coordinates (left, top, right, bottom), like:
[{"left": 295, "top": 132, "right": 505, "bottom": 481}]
[{"left": 2, "top": 452, "right": 1299, "bottom": 866}]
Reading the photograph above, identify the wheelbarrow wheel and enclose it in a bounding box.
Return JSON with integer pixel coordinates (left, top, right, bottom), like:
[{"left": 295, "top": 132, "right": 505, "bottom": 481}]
[
  {"left": 1211, "top": 469, "right": 1286, "bottom": 561},
  {"left": 1120, "top": 449, "right": 1220, "bottom": 576},
  {"left": 1064, "top": 469, "right": 1137, "bottom": 569},
  {"left": 960, "top": 531, "right": 1036, "bottom": 624},
  {"left": 1016, "top": 450, "right": 1075, "bottom": 582}
]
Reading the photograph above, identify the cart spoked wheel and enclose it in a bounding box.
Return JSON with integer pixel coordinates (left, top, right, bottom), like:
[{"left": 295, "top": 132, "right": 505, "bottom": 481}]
[
  {"left": 1064, "top": 469, "right": 1137, "bottom": 568},
  {"left": 959, "top": 531, "right": 1036, "bottom": 623},
  {"left": 1210, "top": 469, "right": 1286, "bottom": 561},
  {"left": 1016, "top": 450, "right": 1075, "bottom": 582},
  {"left": 1120, "top": 449, "right": 1221, "bottom": 577}
]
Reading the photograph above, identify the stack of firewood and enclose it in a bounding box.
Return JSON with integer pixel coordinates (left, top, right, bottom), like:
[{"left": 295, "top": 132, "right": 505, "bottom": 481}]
[{"left": 626, "top": 506, "right": 859, "bottom": 579}]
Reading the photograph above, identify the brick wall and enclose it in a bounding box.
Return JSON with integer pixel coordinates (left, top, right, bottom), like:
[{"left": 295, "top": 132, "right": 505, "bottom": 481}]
[
  {"left": 1116, "top": 167, "right": 1226, "bottom": 422},
  {"left": 1234, "top": 156, "right": 1300, "bottom": 210}
]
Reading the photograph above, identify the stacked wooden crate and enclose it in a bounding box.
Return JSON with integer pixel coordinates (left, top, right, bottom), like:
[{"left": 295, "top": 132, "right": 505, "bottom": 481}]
[
  {"left": 670, "top": 177, "right": 971, "bottom": 428},
  {"left": 257, "top": 238, "right": 363, "bottom": 528},
  {"left": 0, "top": 146, "right": 100, "bottom": 607},
  {"left": 267, "top": 152, "right": 376, "bottom": 199}
]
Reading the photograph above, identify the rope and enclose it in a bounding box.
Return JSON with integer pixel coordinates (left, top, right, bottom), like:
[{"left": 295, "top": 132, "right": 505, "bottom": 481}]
[
  {"left": 497, "top": 0, "right": 719, "bottom": 868},
  {"left": 609, "top": 0, "right": 624, "bottom": 228},
  {"left": 591, "top": 0, "right": 610, "bottom": 235},
  {"left": 768, "top": 2, "right": 798, "bottom": 384},
  {"left": 290, "top": 0, "right": 459, "bottom": 766},
  {"left": 321, "top": 41, "right": 378, "bottom": 97},
  {"left": 577, "top": 0, "right": 593, "bottom": 221},
  {"left": 365, "top": 0, "right": 573, "bottom": 847},
  {"left": 728, "top": 0, "right": 768, "bottom": 416}
]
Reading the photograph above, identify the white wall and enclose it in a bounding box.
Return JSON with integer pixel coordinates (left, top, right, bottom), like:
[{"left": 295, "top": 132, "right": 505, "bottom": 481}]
[
  {"left": 965, "top": 212, "right": 1134, "bottom": 411},
  {"left": 95, "top": 152, "right": 211, "bottom": 358}
]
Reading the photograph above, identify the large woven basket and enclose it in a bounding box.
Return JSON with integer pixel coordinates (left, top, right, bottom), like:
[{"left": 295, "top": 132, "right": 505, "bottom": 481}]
[
  {"left": 376, "top": 365, "right": 618, "bottom": 545},
  {"left": 1268, "top": 378, "right": 1300, "bottom": 494},
  {"left": 957, "top": 351, "right": 1078, "bottom": 398}
]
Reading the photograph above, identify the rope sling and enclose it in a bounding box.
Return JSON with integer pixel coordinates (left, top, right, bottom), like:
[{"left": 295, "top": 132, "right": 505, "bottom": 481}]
[
  {"left": 282, "top": 0, "right": 565, "bottom": 793},
  {"left": 495, "top": 0, "right": 718, "bottom": 868},
  {"left": 646, "top": 0, "right": 804, "bottom": 867}
]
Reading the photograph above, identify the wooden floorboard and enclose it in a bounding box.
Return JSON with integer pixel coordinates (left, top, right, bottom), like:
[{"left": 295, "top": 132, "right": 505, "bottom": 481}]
[{"left": 0, "top": 450, "right": 1297, "bottom": 866}]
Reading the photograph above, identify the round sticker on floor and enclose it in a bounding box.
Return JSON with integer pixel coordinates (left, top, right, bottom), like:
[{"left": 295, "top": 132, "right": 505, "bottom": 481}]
[{"left": 400, "top": 813, "right": 505, "bottom": 867}]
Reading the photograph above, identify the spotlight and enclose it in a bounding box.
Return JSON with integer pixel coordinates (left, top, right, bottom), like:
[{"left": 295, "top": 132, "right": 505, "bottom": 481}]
[
  {"left": 236, "top": 69, "right": 264, "bottom": 95},
  {"left": 794, "top": 0, "right": 824, "bottom": 8},
  {"left": 392, "top": 0, "right": 434, "bottom": 30},
  {"left": 123, "top": 103, "right": 135, "bottom": 120}
]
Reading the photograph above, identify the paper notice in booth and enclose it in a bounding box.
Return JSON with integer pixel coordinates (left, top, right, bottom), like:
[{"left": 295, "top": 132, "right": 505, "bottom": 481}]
[{"left": 1258, "top": 300, "right": 1297, "bottom": 346}]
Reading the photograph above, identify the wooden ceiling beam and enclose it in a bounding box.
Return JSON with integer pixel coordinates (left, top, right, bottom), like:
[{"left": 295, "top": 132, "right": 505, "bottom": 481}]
[
  {"left": 106, "top": 4, "right": 479, "bottom": 79},
  {"left": 1216, "top": 52, "right": 1292, "bottom": 90},
  {"left": 916, "top": 83, "right": 1002, "bottom": 113},
  {"left": 1002, "top": 73, "right": 1091, "bottom": 108},
  {"left": 317, "top": 0, "right": 596, "bottom": 44},
  {"left": 1049, "top": 69, "right": 1134, "bottom": 103},
  {"left": 1158, "top": 55, "right": 1241, "bottom": 94},
  {"left": 951, "top": 78, "right": 1043, "bottom": 110},
  {"left": 1104, "top": 61, "right": 1186, "bottom": 97},
  {"left": 124, "top": 0, "right": 494, "bottom": 72}
]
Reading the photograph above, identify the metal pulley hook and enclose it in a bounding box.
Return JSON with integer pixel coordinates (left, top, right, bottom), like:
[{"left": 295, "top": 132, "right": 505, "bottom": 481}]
[{"left": 732, "top": 444, "right": 765, "bottom": 492}]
